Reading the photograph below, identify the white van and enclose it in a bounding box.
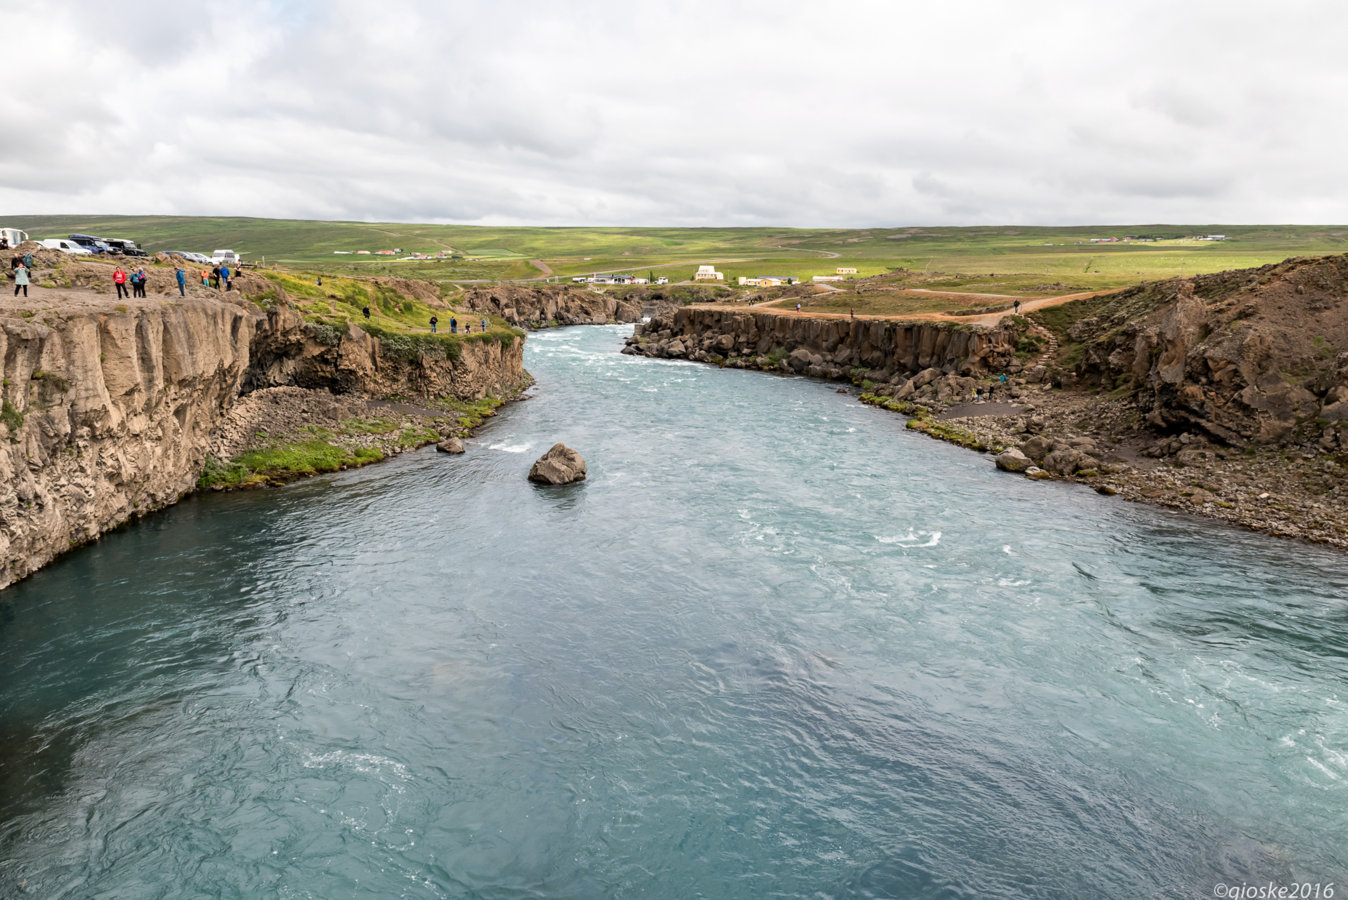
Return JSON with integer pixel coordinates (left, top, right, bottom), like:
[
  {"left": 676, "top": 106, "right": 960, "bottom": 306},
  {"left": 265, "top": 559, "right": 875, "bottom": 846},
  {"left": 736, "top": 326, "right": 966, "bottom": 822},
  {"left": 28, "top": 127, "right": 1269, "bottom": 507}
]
[
  {"left": 39, "top": 238, "right": 94, "bottom": 255},
  {"left": 0, "top": 226, "right": 29, "bottom": 248},
  {"left": 212, "top": 249, "right": 241, "bottom": 266}
]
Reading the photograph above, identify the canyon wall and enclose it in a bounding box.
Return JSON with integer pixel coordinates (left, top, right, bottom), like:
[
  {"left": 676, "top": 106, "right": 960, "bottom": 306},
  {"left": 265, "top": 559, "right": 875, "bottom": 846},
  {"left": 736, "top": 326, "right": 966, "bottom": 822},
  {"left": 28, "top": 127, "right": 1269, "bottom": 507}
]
[
  {"left": 624, "top": 307, "right": 1018, "bottom": 381},
  {"left": 461, "top": 284, "right": 642, "bottom": 330},
  {"left": 0, "top": 298, "right": 528, "bottom": 590},
  {"left": 1, "top": 299, "right": 253, "bottom": 588}
]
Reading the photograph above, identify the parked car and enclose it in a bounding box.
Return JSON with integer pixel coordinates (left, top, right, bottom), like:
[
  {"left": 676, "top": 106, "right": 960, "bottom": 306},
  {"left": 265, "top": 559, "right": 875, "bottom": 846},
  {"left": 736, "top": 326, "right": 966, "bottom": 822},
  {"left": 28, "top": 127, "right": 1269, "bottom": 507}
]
[
  {"left": 211, "top": 249, "right": 241, "bottom": 266},
  {"left": 69, "top": 234, "right": 116, "bottom": 254},
  {"left": 0, "top": 226, "right": 29, "bottom": 248},
  {"left": 40, "top": 238, "right": 94, "bottom": 255},
  {"left": 173, "top": 251, "right": 212, "bottom": 264},
  {"left": 104, "top": 238, "right": 147, "bottom": 257}
]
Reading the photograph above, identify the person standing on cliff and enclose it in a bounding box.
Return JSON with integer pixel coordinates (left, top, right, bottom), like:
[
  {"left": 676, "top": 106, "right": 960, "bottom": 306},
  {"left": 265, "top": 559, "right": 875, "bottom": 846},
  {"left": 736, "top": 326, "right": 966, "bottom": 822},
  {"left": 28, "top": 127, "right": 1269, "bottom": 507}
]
[
  {"left": 1013, "top": 299, "right": 1021, "bottom": 316},
  {"left": 450, "top": 317, "right": 457, "bottom": 333},
  {"left": 114, "top": 266, "right": 128, "bottom": 299},
  {"left": 175, "top": 267, "right": 186, "bottom": 297},
  {"left": 221, "top": 264, "right": 232, "bottom": 291},
  {"left": 13, "top": 263, "right": 29, "bottom": 297},
  {"left": 430, "top": 314, "right": 438, "bottom": 333},
  {"left": 134, "top": 267, "right": 148, "bottom": 298},
  {"left": 363, "top": 305, "right": 370, "bottom": 319},
  {"left": 210, "top": 265, "right": 221, "bottom": 289},
  {"left": 480, "top": 317, "right": 487, "bottom": 332}
]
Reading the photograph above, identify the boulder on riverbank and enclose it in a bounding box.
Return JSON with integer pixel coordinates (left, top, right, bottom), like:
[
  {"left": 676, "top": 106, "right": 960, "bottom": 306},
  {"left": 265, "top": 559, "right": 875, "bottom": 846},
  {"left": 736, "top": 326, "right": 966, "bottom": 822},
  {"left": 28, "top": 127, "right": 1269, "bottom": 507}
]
[
  {"left": 437, "top": 437, "right": 465, "bottom": 454},
  {"left": 528, "top": 443, "right": 586, "bottom": 484},
  {"left": 995, "top": 448, "right": 1032, "bottom": 473}
]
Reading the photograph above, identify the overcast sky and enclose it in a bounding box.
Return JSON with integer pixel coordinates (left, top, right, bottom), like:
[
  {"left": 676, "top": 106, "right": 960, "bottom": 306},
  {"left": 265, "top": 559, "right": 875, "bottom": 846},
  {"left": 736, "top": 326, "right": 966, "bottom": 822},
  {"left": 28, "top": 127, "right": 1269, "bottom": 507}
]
[{"left": 4, "top": 0, "right": 1345, "bottom": 227}]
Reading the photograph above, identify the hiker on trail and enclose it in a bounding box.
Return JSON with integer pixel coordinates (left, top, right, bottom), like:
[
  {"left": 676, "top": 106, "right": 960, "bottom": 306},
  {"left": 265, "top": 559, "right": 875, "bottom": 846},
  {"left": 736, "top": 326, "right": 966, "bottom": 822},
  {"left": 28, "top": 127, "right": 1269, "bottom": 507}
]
[
  {"left": 464, "top": 322, "right": 471, "bottom": 333},
  {"left": 1013, "top": 299, "right": 1021, "bottom": 315},
  {"left": 480, "top": 318, "right": 487, "bottom": 332},
  {"left": 175, "top": 267, "right": 186, "bottom": 297},
  {"left": 13, "top": 263, "right": 28, "bottom": 297},
  {"left": 450, "top": 317, "right": 457, "bottom": 333},
  {"left": 210, "top": 266, "right": 221, "bottom": 289},
  {"left": 114, "top": 266, "right": 128, "bottom": 299},
  {"left": 430, "top": 315, "right": 438, "bottom": 333},
  {"left": 796, "top": 303, "right": 801, "bottom": 313},
  {"left": 362, "top": 305, "right": 370, "bottom": 319},
  {"left": 221, "top": 265, "right": 232, "bottom": 291},
  {"left": 317, "top": 276, "right": 322, "bottom": 286},
  {"left": 850, "top": 308, "right": 855, "bottom": 319}
]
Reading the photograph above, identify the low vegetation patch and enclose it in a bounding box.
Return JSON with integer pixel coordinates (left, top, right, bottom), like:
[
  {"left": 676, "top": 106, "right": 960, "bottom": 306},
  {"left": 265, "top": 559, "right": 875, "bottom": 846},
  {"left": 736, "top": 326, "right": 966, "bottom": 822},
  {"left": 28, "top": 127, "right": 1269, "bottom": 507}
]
[
  {"left": 859, "top": 393, "right": 932, "bottom": 419},
  {"left": 1, "top": 399, "right": 23, "bottom": 439},
  {"left": 906, "top": 418, "right": 1003, "bottom": 452},
  {"left": 197, "top": 440, "right": 385, "bottom": 489}
]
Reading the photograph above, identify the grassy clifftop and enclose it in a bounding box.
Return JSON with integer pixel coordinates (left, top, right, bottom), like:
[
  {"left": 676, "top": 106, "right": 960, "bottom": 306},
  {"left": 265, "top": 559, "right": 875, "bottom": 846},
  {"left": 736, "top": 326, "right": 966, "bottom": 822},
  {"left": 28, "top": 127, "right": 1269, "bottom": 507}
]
[{"left": 9, "top": 215, "right": 1348, "bottom": 292}]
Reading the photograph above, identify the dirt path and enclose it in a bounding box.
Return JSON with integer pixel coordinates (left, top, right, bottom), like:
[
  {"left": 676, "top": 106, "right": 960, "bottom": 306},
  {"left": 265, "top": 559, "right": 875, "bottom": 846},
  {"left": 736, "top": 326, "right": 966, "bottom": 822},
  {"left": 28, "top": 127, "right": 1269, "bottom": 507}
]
[
  {"left": 529, "top": 259, "right": 553, "bottom": 276},
  {"left": 722, "top": 288, "right": 1110, "bottom": 326}
]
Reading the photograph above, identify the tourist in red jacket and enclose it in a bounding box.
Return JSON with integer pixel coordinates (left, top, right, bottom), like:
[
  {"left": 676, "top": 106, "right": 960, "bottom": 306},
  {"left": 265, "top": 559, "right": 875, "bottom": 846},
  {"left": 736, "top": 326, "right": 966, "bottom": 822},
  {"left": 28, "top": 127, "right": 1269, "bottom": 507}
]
[{"left": 113, "top": 267, "right": 128, "bottom": 300}]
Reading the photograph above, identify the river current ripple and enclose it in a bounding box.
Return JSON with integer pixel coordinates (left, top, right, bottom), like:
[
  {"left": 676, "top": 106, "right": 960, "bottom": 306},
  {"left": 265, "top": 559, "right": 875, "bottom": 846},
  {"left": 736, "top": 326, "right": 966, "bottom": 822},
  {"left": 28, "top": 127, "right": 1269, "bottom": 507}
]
[{"left": 2, "top": 324, "right": 1346, "bottom": 898}]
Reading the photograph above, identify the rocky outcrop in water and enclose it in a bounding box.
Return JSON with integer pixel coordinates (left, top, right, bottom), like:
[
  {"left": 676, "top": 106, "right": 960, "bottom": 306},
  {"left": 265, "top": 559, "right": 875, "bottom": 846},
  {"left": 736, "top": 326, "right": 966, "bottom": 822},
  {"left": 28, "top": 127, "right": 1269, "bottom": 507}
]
[
  {"left": 528, "top": 443, "right": 586, "bottom": 484},
  {"left": 460, "top": 284, "right": 641, "bottom": 330},
  {"left": 623, "top": 307, "right": 1018, "bottom": 382}
]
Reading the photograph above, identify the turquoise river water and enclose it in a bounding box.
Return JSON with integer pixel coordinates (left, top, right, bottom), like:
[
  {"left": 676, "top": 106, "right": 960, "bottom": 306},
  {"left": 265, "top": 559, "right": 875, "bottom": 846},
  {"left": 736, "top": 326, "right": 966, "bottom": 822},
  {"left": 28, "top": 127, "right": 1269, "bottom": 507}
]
[{"left": 2, "top": 324, "right": 1346, "bottom": 898}]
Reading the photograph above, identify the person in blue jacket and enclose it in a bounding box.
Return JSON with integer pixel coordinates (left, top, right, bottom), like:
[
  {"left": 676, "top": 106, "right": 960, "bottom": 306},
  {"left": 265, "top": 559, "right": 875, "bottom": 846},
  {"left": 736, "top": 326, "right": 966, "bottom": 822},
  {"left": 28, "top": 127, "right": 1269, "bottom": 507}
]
[{"left": 175, "top": 267, "right": 186, "bottom": 297}]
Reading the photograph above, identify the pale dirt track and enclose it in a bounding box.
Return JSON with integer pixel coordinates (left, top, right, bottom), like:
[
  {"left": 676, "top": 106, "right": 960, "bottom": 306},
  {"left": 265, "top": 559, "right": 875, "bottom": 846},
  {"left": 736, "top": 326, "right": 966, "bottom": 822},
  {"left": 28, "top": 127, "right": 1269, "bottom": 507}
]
[{"left": 707, "top": 288, "right": 1111, "bottom": 325}]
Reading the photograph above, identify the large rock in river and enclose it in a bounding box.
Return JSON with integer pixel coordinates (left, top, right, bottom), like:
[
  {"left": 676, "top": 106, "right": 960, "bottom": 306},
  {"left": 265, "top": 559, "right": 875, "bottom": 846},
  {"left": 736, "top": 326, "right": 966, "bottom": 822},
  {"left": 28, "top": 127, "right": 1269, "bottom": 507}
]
[{"left": 528, "top": 443, "right": 587, "bottom": 484}]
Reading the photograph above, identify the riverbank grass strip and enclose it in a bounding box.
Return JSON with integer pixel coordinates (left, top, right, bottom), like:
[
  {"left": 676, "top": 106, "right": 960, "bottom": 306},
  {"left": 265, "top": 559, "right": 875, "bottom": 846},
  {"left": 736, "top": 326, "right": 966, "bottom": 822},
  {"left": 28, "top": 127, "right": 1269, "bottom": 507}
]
[{"left": 199, "top": 440, "right": 384, "bottom": 488}]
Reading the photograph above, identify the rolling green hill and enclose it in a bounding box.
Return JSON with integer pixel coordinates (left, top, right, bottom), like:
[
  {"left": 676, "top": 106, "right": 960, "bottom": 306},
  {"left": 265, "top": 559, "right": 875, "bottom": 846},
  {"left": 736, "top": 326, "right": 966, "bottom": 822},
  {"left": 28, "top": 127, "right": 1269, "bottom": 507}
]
[{"left": 7, "top": 215, "right": 1348, "bottom": 292}]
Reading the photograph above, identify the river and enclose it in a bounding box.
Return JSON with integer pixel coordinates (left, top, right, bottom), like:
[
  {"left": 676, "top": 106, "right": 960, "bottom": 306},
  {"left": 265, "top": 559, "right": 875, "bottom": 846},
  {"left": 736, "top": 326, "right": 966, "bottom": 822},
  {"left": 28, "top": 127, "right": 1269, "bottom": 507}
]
[{"left": 2, "top": 324, "right": 1345, "bottom": 898}]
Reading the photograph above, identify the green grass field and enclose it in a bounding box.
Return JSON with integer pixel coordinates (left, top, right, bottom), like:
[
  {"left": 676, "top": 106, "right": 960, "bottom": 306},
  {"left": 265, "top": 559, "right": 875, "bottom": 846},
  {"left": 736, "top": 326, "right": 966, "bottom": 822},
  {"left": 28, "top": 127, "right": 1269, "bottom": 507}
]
[{"left": 8, "top": 216, "right": 1348, "bottom": 293}]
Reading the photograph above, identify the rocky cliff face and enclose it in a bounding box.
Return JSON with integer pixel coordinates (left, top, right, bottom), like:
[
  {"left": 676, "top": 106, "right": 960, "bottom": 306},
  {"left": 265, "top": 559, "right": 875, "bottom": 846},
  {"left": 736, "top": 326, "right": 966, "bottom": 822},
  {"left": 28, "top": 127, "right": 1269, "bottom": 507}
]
[
  {"left": 1, "top": 298, "right": 529, "bottom": 590},
  {"left": 0, "top": 298, "right": 254, "bottom": 589},
  {"left": 244, "top": 306, "right": 526, "bottom": 401},
  {"left": 1064, "top": 254, "right": 1348, "bottom": 450},
  {"left": 624, "top": 307, "right": 1018, "bottom": 382},
  {"left": 460, "top": 284, "right": 641, "bottom": 330}
]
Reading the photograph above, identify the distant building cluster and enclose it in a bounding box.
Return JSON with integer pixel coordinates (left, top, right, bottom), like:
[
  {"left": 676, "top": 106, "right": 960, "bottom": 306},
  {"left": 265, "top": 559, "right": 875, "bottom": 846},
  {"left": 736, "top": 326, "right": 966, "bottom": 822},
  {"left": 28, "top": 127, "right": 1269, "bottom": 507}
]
[
  {"left": 334, "top": 247, "right": 458, "bottom": 259},
  {"left": 571, "top": 274, "right": 669, "bottom": 285},
  {"left": 737, "top": 276, "right": 800, "bottom": 287}
]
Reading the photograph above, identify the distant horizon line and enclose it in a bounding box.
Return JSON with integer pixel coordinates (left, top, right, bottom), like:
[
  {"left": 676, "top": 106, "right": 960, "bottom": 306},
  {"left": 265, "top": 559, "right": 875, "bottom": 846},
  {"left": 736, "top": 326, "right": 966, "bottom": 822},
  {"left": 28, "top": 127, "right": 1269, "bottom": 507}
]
[{"left": 4, "top": 214, "right": 1345, "bottom": 230}]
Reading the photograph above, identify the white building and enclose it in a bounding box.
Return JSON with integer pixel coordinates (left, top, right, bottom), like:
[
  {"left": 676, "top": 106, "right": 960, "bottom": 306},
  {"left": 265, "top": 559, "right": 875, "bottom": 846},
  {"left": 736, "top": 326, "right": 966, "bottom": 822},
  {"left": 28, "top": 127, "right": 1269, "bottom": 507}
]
[
  {"left": 836, "top": 266, "right": 858, "bottom": 275},
  {"left": 693, "top": 265, "right": 723, "bottom": 281}
]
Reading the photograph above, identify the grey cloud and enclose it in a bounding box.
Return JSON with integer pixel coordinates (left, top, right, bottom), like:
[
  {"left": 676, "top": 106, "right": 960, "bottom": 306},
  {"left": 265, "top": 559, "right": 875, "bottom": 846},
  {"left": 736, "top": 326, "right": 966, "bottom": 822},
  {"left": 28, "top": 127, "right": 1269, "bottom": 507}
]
[{"left": 6, "top": 0, "right": 1348, "bottom": 225}]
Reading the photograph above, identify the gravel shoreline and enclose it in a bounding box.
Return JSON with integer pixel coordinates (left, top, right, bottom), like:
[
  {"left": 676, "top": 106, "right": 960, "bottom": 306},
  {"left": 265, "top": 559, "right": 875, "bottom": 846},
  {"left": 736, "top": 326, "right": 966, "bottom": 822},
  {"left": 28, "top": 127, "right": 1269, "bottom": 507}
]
[{"left": 912, "top": 382, "right": 1348, "bottom": 551}]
